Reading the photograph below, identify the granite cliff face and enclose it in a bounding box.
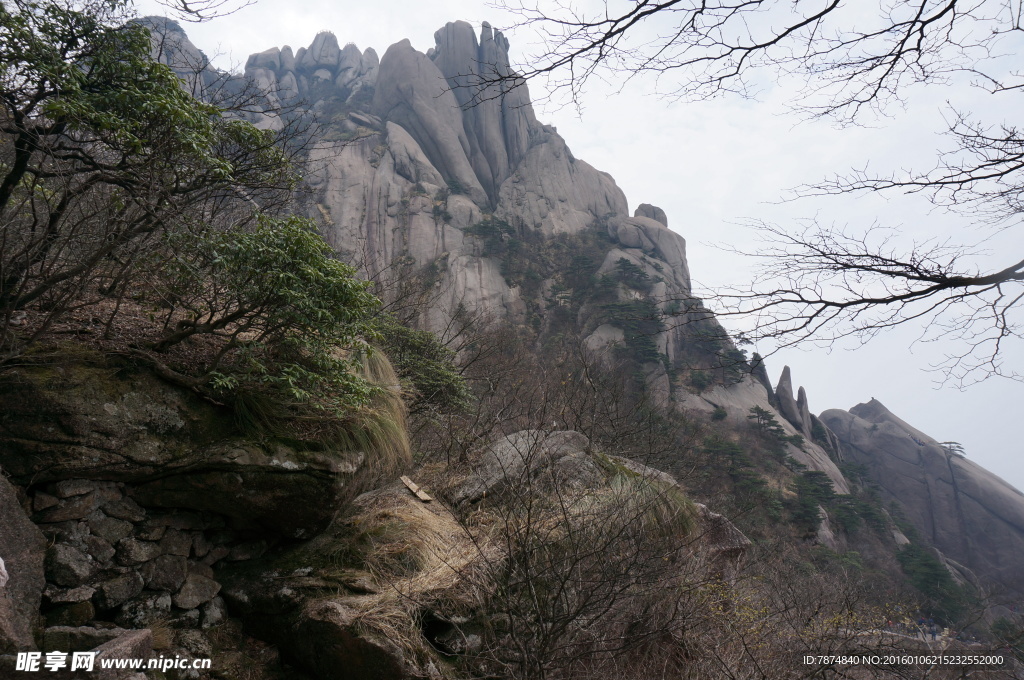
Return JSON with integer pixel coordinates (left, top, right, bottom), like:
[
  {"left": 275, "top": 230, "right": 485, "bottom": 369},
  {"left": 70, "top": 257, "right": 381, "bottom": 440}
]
[
  {"left": 222, "top": 23, "right": 676, "bottom": 312},
  {"left": 821, "top": 399, "right": 1024, "bottom": 595},
  {"left": 203, "top": 20, "right": 852, "bottom": 493}
]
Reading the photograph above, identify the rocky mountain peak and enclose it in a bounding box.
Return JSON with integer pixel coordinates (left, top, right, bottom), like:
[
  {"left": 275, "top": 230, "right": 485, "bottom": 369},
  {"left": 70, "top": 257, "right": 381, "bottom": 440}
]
[
  {"left": 419, "top": 20, "right": 538, "bottom": 205},
  {"left": 774, "top": 366, "right": 813, "bottom": 439},
  {"left": 635, "top": 203, "right": 669, "bottom": 227}
]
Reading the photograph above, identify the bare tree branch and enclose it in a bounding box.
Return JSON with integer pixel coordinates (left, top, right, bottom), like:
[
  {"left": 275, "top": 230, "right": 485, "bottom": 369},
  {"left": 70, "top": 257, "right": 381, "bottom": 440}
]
[
  {"left": 696, "top": 221, "right": 1024, "bottom": 385},
  {"left": 155, "top": 0, "right": 254, "bottom": 22}
]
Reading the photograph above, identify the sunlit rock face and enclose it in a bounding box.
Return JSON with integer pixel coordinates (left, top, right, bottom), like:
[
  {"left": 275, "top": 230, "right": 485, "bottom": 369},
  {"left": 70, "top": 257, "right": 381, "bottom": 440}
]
[{"left": 821, "top": 399, "right": 1024, "bottom": 594}]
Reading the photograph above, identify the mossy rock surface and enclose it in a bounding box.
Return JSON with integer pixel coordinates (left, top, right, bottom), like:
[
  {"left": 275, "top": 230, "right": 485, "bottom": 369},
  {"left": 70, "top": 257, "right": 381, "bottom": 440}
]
[
  {"left": 0, "top": 354, "right": 224, "bottom": 480},
  {"left": 0, "top": 355, "right": 367, "bottom": 538}
]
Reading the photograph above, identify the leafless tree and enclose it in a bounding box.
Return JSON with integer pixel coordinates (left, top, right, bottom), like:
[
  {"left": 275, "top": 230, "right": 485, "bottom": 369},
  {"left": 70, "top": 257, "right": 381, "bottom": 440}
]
[
  {"left": 482, "top": 0, "right": 1024, "bottom": 384},
  {"left": 437, "top": 426, "right": 985, "bottom": 679},
  {"left": 494, "top": 0, "right": 1013, "bottom": 119},
  {"left": 153, "top": 0, "right": 254, "bottom": 22},
  {"left": 702, "top": 221, "right": 1024, "bottom": 385}
]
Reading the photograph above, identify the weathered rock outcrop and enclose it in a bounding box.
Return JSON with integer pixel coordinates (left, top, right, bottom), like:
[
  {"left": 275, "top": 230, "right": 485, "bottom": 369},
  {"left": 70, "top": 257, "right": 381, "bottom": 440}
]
[
  {"left": 679, "top": 375, "right": 850, "bottom": 493},
  {"left": 0, "top": 358, "right": 370, "bottom": 538},
  {"left": 635, "top": 203, "right": 668, "bottom": 227},
  {"left": 372, "top": 38, "right": 489, "bottom": 206},
  {"left": 774, "top": 366, "right": 813, "bottom": 439},
  {"left": 452, "top": 429, "right": 592, "bottom": 503},
  {"left": 495, "top": 127, "right": 628, "bottom": 235},
  {"left": 429, "top": 21, "right": 538, "bottom": 204},
  {"left": 222, "top": 483, "right": 471, "bottom": 680},
  {"left": 821, "top": 399, "right": 1024, "bottom": 594},
  {"left": 222, "top": 430, "right": 749, "bottom": 678},
  {"left": 219, "top": 22, "right": 693, "bottom": 366}
]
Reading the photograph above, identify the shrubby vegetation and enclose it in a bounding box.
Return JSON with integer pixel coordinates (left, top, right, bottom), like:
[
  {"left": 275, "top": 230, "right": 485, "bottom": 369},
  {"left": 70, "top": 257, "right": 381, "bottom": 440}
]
[
  {"left": 148, "top": 216, "right": 381, "bottom": 418},
  {"left": 5, "top": 3, "right": 1010, "bottom": 676},
  {"left": 0, "top": 1, "right": 294, "bottom": 356},
  {"left": 0, "top": 0, "right": 425, "bottom": 451},
  {"left": 703, "top": 435, "right": 782, "bottom": 520},
  {"left": 370, "top": 314, "right": 470, "bottom": 415}
]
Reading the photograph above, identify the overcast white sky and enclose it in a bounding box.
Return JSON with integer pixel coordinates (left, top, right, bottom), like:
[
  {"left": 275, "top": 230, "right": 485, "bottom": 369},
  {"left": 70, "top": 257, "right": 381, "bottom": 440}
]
[{"left": 135, "top": 0, "right": 1024, "bottom": 491}]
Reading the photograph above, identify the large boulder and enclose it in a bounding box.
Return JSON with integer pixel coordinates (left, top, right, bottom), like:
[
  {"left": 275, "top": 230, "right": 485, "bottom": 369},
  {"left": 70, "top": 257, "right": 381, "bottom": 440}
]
[
  {"left": 452, "top": 430, "right": 591, "bottom": 503},
  {"left": 634, "top": 203, "right": 668, "bottom": 227},
  {"left": 221, "top": 485, "right": 477, "bottom": 680},
  {"left": 0, "top": 360, "right": 220, "bottom": 481},
  {"left": 300, "top": 31, "right": 341, "bottom": 71},
  {"left": 0, "top": 473, "right": 46, "bottom": 652},
  {"left": 245, "top": 46, "right": 280, "bottom": 72},
  {"left": 128, "top": 441, "right": 362, "bottom": 537},
  {"left": 821, "top": 399, "right": 1024, "bottom": 594}
]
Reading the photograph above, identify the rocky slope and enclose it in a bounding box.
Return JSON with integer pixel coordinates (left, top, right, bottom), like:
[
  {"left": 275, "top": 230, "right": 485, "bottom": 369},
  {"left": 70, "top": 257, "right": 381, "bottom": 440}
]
[
  {"left": 249, "top": 20, "right": 1024, "bottom": 606},
  {"left": 0, "top": 352, "right": 749, "bottom": 679},
  {"left": 822, "top": 399, "right": 1024, "bottom": 596},
  {"left": 191, "top": 18, "right": 855, "bottom": 490},
  {"left": 149, "top": 18, "right": 695, "bottom": 381},
  {"left": 0, "top": 352, "right": 395, "bottom": 676}
]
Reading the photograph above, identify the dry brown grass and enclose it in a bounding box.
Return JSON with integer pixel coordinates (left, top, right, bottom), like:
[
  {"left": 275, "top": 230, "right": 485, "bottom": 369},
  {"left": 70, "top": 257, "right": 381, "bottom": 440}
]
[
  {"left": 149, "top": 618, "right": 174, "bottom": 651},
  {"left": 330, "top": 485, "right": 498, "bottom": 671}
]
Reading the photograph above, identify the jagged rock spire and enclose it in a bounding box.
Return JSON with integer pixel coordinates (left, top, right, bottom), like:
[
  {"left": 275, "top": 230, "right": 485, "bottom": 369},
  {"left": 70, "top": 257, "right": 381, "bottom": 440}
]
[{"left": 774, "top": 366, "right": 813, "bottom": 438}]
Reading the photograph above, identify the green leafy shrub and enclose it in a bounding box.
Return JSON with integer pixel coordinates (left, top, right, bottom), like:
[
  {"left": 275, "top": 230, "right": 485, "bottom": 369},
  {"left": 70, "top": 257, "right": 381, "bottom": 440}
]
[
  {"left": 0, "top": 3, "right": 293, "bottom": 361},
  {"left": 152, "top": 216, "right": 380, "bottom": 420},
  {"left": 370, "top": 316, "right": 470, "bottom": 414},
  {"left": 896, "top": 543, "right": 968, "bottom": 623},
  {"left": 689, "top": 370, "right": 713, "bottom": 391}
]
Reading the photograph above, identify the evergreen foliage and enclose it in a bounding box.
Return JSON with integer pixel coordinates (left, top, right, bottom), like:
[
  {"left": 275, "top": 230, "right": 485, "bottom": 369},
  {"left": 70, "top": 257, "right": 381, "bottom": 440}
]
[
  {"left": 153, "top": 216, "right": 381, "bottom": 419},
  {"left": 598, "top": 299, "right": 666, "bottom": 365},
  {"left": 0, "top": 1, "right": 400, "bottom": 457},
  {"left": 703, "top": 436, "right": 781, "bottom": 519},
  {"left": 896, "top": 543, "right": 968, "bottom": 623},
  {"left": 747, "top": 406, "right": 804, "bottom": 451},
  {"left": 790, "top": 471, "right": 836, "bottom": 535},
  {"left": 370, "top": 315, "right": 470, "bottom": 414},
  {"left": 613, "top": 257, "right": 653, "bottom": 292},
  {"left": 0, "top": 0, "right": 293, "bottom": 361}
]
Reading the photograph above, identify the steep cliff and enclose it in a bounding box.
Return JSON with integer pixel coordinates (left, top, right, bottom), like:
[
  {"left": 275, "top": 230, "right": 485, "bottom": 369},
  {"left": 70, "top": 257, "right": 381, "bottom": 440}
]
[{"left": 821, "top": 399, "right": 1024, "bottom": 595}]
